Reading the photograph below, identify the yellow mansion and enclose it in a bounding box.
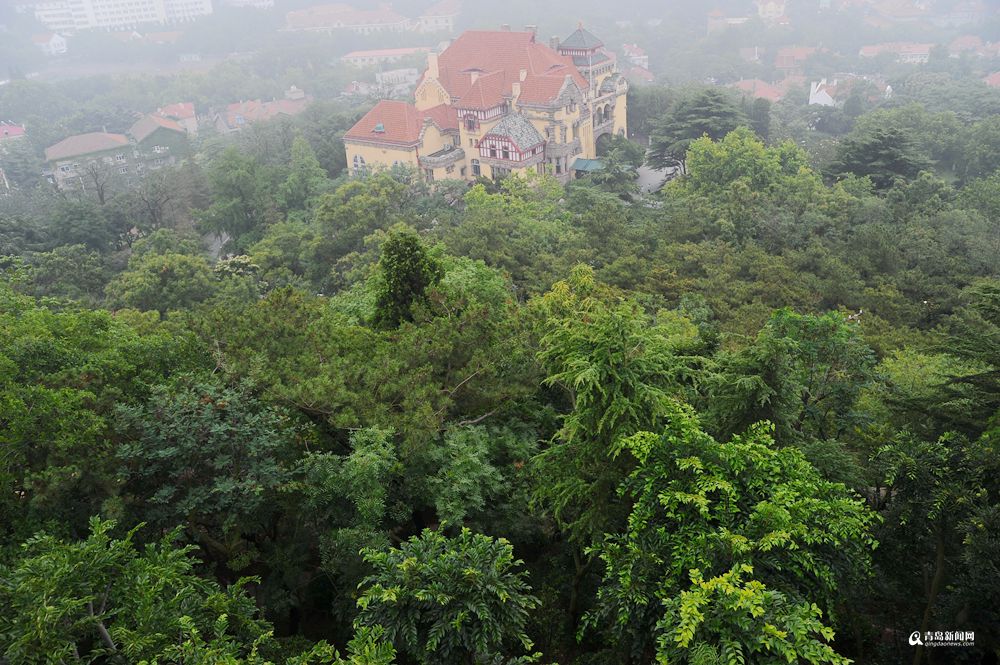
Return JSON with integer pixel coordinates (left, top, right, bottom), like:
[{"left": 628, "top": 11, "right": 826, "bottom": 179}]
[{"left": 343, "top": 25, "right": 628, "bottom": 183}]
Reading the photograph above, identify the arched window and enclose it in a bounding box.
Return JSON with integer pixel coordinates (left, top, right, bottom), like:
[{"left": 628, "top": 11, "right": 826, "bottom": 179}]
[{"left": 353, "top": 155, "right": 367, "bottom": 176}]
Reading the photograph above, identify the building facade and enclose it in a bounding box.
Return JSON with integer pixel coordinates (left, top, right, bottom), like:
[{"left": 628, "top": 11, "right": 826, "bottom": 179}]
[
  {"left": 343, "top": 26, "right": 628, "bottom": 184},
  {"left": 34, "top": 0, "right": 212, "bottom": 32},
  {"left": 44, "top": 115, "right": 188, "bottom": 192}
]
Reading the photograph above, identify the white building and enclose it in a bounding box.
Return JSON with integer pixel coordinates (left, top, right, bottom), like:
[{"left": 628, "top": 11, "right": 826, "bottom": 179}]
[
  {"left": 34, "top": 0, "right": 213, "bottom": 31},
  {"left": 220, "top": 0, "right": 274, "bottom": 7},
  {"left": 31, "top": 32, "right": 68, "bottom": 55}
]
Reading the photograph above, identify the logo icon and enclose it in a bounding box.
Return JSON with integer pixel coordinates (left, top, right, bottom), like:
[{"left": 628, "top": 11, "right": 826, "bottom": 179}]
[{"left": 909, "top": 632, "right": 924, "bottom": 646}]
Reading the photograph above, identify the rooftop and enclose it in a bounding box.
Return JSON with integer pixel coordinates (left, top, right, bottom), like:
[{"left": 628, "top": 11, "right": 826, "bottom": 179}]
[{"left": 45, "top": 132, "right": 129, "bottom": 162}]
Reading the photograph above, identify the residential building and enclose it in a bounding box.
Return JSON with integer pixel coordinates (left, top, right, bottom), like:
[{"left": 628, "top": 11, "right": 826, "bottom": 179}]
[
  {"left": 755, "top": 0, "right": 786, "bottom": 20},
  {"left": 731, "top": 78, "right": 783, "bottom": 103},
  {"left": 213, "top": 86, "right": 312, "bottom": 133},
  {"left": 984, "top": 72, "right": 1000, "bottom": 88},
  {"left": 808, "top": 75, "right": 892, "bottom": 106},
  {"left": 31, "top": 32, "right": 68, "bottom": 55},
  {"left": 341, "top": 47, "right": 431, "bottom": 67},
  {"left": 621, "top": 43, "right": 648, "bottom": 69},
  {"left": 44, "top": 114, "right": 189, "bottom": 191},
  {"left": 859, "top": 42, "right": 933, "bottom": 64},
  {"left": 706, "top": 9, "right": 749, "bottom": 35},
  {"left": 775, "top": 46, "right": 818, "bottom": 75},
  {"left": 0, "top": 122, "right": 26, "bottom": 143},
  {"left": 342, "top": 25, "right": 628, "bottom": 184},
  {"left": 221, "top": 0, "right": 274, "bottom": 7},
  {"left": 285, "top": 3, "right": 409, "bottom": 34},
  {"left": 288, "top": 0, "right": 459, "bottom": 35},
  {"left": 155, "top": 102, "right": 199, "bottom": 134},
  {"left": 34, "top": 0, "right": 213, "bottom": 32},
  {"left": 411, "top": 0, "right": 460, "bottom": 33}
]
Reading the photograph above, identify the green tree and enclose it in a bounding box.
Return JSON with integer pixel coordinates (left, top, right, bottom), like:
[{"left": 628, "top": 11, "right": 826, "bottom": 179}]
[
  {"left": 105, "top": 252, "right": 215, "bottom": 314},
  {"left": 588, "top": 403, "right": 876, "bottom": 663},
  {"left": 0, "top": 517, "right": 268, "bottom": 664},
  {"left": 355, "top": 528, "right": 541, "bottom": 665},
  {"left": 115, "top": 379, "right": 297, "bottom": 568},
  {"left": 278, "top": 136, "right": 331, "bottom": 214},
  {"left": 826, "top": 126, "right": 931, "bottom": 191},
  {"left": 647, "top": 88, "right": 748, "bottom": 172},
  {"left": 371, "top": 227, "right": 443, "bottom": 329}
]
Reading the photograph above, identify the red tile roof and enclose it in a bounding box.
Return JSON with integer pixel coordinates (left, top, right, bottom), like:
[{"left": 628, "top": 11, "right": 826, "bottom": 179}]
[
  {"left": 343, "top": 100, "right": 456, "bottom": 145},
  {"left": 0, "top": 122, "right": 26, "bottom": 140},
  {"left": 731, "top": 78, "right": 784, "bottom": 103},
  {"left": 859, "top": 42, "right": 933, "bottom": 57},
  {"left": 45, "top": 132, "right": 129, "bottom": 162},
  {"left": 433, "top": 30, "right": 588, "bottom": 109},
  {"left": 221, "top": 96, "right": 311, "bottom": 129},
  {"left": 985, "top": 71, "right": 1000, "bottom": 88},
  {"left": 130, "top": 114, "right": 185, "bottom": 143},
  {"left": 157, "top": 102, "right": 196, "bottom": 121}
]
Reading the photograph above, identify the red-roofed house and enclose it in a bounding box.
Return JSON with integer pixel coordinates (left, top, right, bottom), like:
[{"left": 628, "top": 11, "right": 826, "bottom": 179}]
[
  {"left": 621, "top": 43, "right": 649, "bottom": 69},
  {"left": 859, "top": 42, "right": 933, "bottom": 64},
  {"left": 344, "top": 25, "right": 628, "bottom": 183},
  {"left": 984, "top": 72, "right": 1000, "bottom": 88},
  {"left": 731, "top": 79, "right": 784, "bottom": 103},
  {"left": 214, "top": 86, "right": 312, "bottom": 133},
  {"left": 775, "top": 46, "right": 817, "bottom": 75},
  {"left": 32, "top": 33, "right": 67, "bottom": 56},
  {"left": 0, "top": 122, "right": 26, "bottom": 143},
  {"left": 156, "top": 102, "right": 198, "bottom": 134}
]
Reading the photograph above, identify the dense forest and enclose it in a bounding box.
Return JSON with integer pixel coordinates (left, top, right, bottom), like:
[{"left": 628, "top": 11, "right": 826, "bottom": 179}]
[{"left": 2, "top": 4, "right": 1000, "bottom": 663}]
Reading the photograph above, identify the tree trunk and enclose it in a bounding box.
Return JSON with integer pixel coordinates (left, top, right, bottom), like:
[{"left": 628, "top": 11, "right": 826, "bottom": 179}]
[{"left": 913, "top": 524, "right": 947, "bottom": 665}]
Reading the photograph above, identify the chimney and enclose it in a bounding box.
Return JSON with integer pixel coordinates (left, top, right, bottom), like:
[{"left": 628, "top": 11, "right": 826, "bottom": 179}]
[
  {"left": 512, "top": 81, "right": 521, "bottom": 100},
  {"left": 549, "top": 35, "right": 560, "bottom": 50},
  {"left": 470, "top": 71, "right": 479, "bottom": 84},
  {"left": 427, "top": 52, "right": 439, "bottom": 80},
  {"left": 519, "top": 68, "right": 527, "bottom": 81},
  {"left": 525, "top": 24, "right": 536, "bottom": 34},
  {"left": 500, "top": 23, "right": 510, "bottom": 31}
]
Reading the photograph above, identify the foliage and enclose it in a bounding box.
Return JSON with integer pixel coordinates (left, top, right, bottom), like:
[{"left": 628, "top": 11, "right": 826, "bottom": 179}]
[
  {"left": 371, "top": 226, "right": 443, "bottom": 329},
  {"left": 588, "top": 403, "right": 876, "bottom": 662},
  {"left": 355, "top": 528, "right": 541, "bottom": 665}
]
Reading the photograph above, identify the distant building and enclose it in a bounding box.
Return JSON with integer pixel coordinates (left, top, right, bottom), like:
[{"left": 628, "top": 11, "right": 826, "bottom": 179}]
[
  {"left": 624, "top": 66, "right": 654, "bottom": 84},
  {"left": 341, "top": 47, "right": 431, "bottom": 67},
  {"left": 34, "top": 0, "right": 212, "bottom": 32},
  {"left": 859, "top": 42, "right": 933, "bottom": 64},
  {"left": 775, "top": 46, "right": 818, "bottom": 75},
  {"left": 809, "top": 75, "right": 892, "bottom": 106},
  {"left": 0, "top": 122, "right": 27, "bottom": 143},
  {"left": 706, "top": 9, "right": 749, "bottom": 35},
  {"left": 44, "top": 114, "right": 189, "bottom": 191},
  {"left": 221, "top": 0, "right": 274, "bottom": 7},
  {"left": 755, "top": 0, "right": 786, "bottom": 21},
  {"left": 621, "top": 43, "right": 649, "bottom": 69},
  {"left": 155, "top": 102, "right": 198, "bottom": 134},
  {"left": 343, "top": 25, "right": 627, "bottom": 184},
  {"left": 984, "top": 71, "right": 1000, "bottom": 88},
  {"left": 287, "top": 1, "right": 459, "bottom": 34},
  {"left": 285, "top": 4, "right": 409, "bottom": 34},
  {"left": 731, "top": 78, "right": 784, "bottom": 103},
  {"left": 31, "top": 32, "right": 68, "bottom": 55},
  {"left": 214, "top": 86, "right": 312, "bottom": 133},
  {"left": 411, "top": 0, "right": 460, "bottom": 34}
]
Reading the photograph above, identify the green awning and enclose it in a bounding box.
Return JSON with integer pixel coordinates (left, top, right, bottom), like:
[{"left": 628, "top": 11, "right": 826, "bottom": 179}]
[{"left": 572, "top": 158, "right": 604, "bottom": 172}]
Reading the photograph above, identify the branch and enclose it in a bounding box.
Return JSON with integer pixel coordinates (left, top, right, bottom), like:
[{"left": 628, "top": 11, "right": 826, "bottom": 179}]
[{"left": 88, "top": 600, "right": 117, "bottom": 653}]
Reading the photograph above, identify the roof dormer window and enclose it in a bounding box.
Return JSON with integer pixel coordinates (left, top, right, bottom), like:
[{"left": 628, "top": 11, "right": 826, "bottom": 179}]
[{"left": 374, "top": 123, "right": 385, "bottom": 133}]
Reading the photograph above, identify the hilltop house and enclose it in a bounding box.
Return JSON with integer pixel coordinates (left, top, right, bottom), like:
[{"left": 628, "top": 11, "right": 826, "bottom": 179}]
[
  {"left": 342, "top": 25, "right": 628, "bottom": 184},
  {"left": 213, "top": 86, "right": 312, "bottom": 133},
  {"left": 32, "top": 32, "right": 67, "bottom": 56},
  {"left": 44, "top": 114, "right": 188, "bottom": 192},
  {"left": 155, "top": 102, "right": 198, "bottom": 134}
]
